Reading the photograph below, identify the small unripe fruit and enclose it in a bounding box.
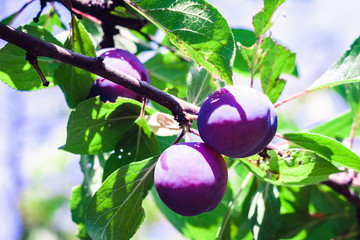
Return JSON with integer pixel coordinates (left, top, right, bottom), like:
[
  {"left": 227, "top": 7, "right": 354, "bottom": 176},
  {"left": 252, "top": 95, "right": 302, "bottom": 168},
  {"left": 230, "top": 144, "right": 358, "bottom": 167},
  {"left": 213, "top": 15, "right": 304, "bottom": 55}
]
[
  {"left": 197, "top": 86, "right": 277, "bottom": 158},
  {"left": 88, "top": 48, "right": 150, "bottom": 102},
  {"left": 154, "top": 142, "right": 228, "bottom": 216}
]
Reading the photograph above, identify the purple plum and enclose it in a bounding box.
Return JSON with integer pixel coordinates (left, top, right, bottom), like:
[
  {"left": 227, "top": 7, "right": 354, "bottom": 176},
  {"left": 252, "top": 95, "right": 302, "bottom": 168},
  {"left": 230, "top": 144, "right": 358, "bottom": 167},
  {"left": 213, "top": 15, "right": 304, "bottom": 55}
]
[
  {"left": 154, "top": 142, "right": 228, "bottom": 216},
  {"left": 88, "top": 48, "right": 150, "bottom": 102},
  {"left": 197, "top": 86, "right": 277, "bottom": 158}
]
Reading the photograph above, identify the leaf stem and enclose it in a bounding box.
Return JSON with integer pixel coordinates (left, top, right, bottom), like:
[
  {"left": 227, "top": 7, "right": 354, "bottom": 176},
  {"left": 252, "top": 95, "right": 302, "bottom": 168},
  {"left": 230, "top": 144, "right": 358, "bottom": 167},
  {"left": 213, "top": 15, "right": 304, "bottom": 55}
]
[
  {"left": 274, "top": 89, "right": 310, "bottom": 108},
  {"left": 250, "top": 36, "right": 263, "bottom": 88},
  {"left": 349, "top": 108, "right": 360, "bottom": 149},
  {"left": 56, "top": 0, "right": 83, "bottom": 19},
  {"left": 8, "top": 0, "right": 35, "bottom": 25},
  {"left": 216, "top": 172, "right": 253, "bottom": 240}
]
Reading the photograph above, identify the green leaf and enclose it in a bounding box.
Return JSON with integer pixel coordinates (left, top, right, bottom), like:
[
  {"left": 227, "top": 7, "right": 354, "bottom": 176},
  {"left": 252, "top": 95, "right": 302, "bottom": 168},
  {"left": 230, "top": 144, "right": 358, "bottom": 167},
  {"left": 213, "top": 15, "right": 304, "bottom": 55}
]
[
  {"left": 275, "top": 213, "right": 326, "bottom": 239},
  {"left": 232, "top": 29, "right": 257, "bottom": 76},
  {"left": 102, "top": 117, "right": 159, "bottom": 181},
  {"left": 144, "top": 52, "right": 192, "bottom": 98},
  {"left": 248, "top": 183, "right": 281, "bottom": 240},
  {"left": 1, "top": 12, "right": 16, "bottom": 25},
  {"left": 308, "top": 36, "right": 360, "bottom": 91},
  {"left": 236, "top": 30, "right": 298, "bottom": 83},
  {"left": 241, "top": 149, "right": 340, "bottom": 186},
  {"left": 0, "top": 25, "right": 63, "bottom": 91},
  {"left": 85, "top": 157, "right": 157, "bottom": 240},
  {"left": 63, "top": 97, "right": 155, "bottom": 154},
  {"left": 124, "top": 0, "right": 235, "bottom": 84},
  {"left": 29, "top": 7, "right": 67, "bottom": 33},
  {"left": 114, "top": 27, "right": 153, "bottom": 54},
  {"left": 55, "top": 18, "right": 96, "bottom": 108},
  {"left": 306, "top": 184, "right": 357, "bottom": 239},
  {"left": 156, "top": 135, "right": 180, "bottom": 152},
  {"left": 186, "top": 67, "right": 217, "bottom": 106},
  {"left": 111, "top": 6, "right": 139, "bottom": 19},
  {"left": 260, "top": 37, "right": 296, "bottom": 103},
  {"left": 19, "top": 24, "right": 64, "bottom": 45},
  {"left": 253, "top": 0, "right": 285, "bottom": 37},
  {"left": 283, "top": 132, "right": 360, "bottom": 171},
  {"left": 346, "top": 83, "right": 360, "bottom": 117},
  {"left": 81, "top": 17, "right": 104, "bottom": 46},
  {"left": 239, "top": 43, "right": 264, "bottom": 77},
  {"left": 278, "top": 186, "right": 311, "bottom": 213},
  {"left": 309, "top": 110, "right": 360, "bottom": 139},
  {"left": 70, "top": 155, "right": 95, "bottom": 239}
]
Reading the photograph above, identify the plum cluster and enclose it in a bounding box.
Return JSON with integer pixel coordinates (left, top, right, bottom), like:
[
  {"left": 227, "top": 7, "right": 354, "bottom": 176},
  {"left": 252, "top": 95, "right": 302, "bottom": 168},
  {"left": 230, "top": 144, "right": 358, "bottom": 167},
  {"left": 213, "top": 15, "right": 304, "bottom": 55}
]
[
  {"left": 90, "top": 48, "right": 277, "bottom": 217},
  {"left": 155, "top": 86, "right": 277, "bottom": 216}
]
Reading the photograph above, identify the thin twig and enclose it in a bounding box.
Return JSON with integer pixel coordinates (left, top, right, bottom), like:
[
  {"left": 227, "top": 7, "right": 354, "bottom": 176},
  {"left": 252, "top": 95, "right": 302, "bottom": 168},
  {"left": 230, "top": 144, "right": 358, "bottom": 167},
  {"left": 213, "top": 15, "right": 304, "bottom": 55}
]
[
  {"left": 7, "top": 0, "right": 35, "bottom": 25},
  {"left": 25, "top": 52, "right": 49, "bottom": 86},
  {"left": 33, "top": 0, "right": 47, "bottom": 23},
  {"left": 274, "top": 89, "right": 310, "bottom": 108}
]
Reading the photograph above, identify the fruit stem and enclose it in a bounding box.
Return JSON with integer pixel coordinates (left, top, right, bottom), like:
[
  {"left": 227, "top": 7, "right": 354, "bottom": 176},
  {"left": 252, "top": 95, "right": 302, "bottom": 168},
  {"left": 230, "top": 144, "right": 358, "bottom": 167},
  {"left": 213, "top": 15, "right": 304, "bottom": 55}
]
[
  {"left": 216, "top": 172, "right": 253, "bottom": 240},
  {"left": 189, "top": 128, "right": 200, "bottom": 137},
  {"left": 172, "top": 129, "right": 185, "bottom": 145},
  {"left": 186, "top": 113, "right": 198, "bottom": 121},
  {"left": 183, "top": 124, "right": 190, "bottom": 142}
]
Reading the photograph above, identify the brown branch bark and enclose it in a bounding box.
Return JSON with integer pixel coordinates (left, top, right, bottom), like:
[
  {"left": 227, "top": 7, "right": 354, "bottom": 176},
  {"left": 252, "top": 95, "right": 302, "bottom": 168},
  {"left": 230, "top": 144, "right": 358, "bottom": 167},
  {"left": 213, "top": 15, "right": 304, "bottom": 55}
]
[{"left": 0, "top": 22, "right": 199, "bottom": 120}]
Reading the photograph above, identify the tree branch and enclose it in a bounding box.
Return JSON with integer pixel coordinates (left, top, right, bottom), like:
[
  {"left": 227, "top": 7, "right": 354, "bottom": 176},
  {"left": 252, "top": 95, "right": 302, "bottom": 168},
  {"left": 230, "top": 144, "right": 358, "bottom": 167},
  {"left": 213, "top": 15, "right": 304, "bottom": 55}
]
[{"left": 0, "top": 22, "right": 199, "bottom": 120}]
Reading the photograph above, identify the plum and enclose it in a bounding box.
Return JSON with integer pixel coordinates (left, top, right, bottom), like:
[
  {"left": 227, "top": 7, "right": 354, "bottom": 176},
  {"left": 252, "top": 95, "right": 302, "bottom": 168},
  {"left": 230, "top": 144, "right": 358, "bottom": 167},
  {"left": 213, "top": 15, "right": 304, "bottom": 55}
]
[
  {"left": 88, "top": 48, "right": 150, "bottom": 102},
  {"left": 154, "top": 142, "right": 228, "bottom": 216},
  {"left": 197, "top": 86, "right": 277, "bottom": 158}
]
